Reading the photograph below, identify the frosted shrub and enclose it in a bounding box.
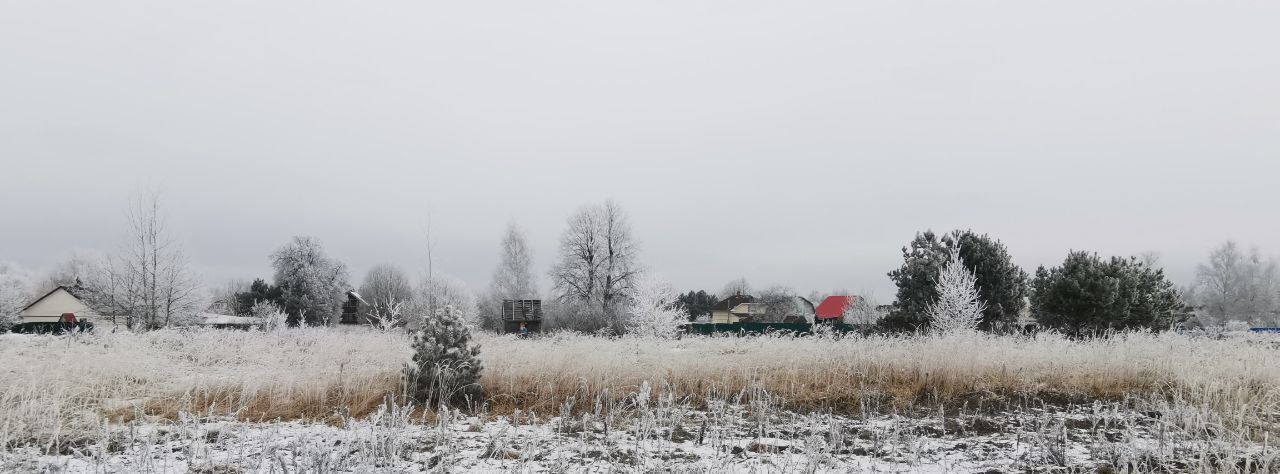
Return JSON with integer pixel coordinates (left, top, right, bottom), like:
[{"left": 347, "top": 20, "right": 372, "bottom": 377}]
[
  {"left": 625, "top": 276, "right": 688, "bottom": 339},
  {"left": 403, "top": 305, "right": 483, "bottom": 409},
  {"left": 252, "top": 301, "right": 288, "bottom": 332},
  {"left": 927, "top": 247, "right": 986, "bottom": 334}
]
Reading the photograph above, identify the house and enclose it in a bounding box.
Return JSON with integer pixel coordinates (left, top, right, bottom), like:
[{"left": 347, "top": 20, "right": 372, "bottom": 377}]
[
  {"left": 710, "top": 294, "right": 763, "bottom": 324},
  {"left": 815, "top": 295, "right": 856, "bottom": 323},
  {"left": 502, "top": 299, "right": 542, "bottom": 335},
  {"left": 17, "top": 286, "right": 104, "bottom": 325},
  {"left": 339, "top": 290, "right": 369, "bottom": 324}
]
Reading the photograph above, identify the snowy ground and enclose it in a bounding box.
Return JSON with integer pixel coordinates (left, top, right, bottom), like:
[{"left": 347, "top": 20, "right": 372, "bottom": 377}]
[{"left": 4, "top": 401, "right": 1273, "bottom": 473}]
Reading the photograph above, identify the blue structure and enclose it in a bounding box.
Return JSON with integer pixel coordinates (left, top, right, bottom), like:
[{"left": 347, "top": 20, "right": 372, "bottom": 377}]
[{"left": 1249, "top": 327, "right": 1280, "bottom": 334}]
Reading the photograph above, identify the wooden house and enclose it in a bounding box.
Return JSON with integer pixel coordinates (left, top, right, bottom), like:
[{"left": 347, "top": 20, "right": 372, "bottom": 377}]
[{"left": 340, "top": 290, "right": 368, "bottom": 325}]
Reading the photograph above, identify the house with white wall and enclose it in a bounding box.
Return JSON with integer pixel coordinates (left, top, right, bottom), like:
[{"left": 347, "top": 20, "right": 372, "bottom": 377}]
[{"left": 17, "top": 286, "right": 104, "bottom": 324}]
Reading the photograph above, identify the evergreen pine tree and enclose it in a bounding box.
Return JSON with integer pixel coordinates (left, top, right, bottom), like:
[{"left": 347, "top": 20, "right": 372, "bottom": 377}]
[{"left": 403, "top": 304, "right": 483, "bottom": 409}]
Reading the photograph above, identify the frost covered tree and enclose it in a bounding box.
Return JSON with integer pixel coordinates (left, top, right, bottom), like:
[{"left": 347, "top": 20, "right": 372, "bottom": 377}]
[
  {"left": 270, "top": 236, "right": 349, "bottom": 326},
  {"left": 886, "top": 230, "right": 1028, "bottom": 332},
  {"left": 927, "top": 248, "right": 986, "bottom": 334},
  {"left": 34, "top": 252, "right": 104, "bottom": 296},
  {"left": 1191, "top": 241, "right": 1279, "bottom": 326},
  {"left": 754, "top": 285, "right": 811, "bottom": 322},
  {"left": 360, "top": 264, "right": 414, "bottom": 328},
  {"left": 0, "top": 262, "right": 34, "bottom": 331},
  {"left": 402, "top": 304, "right": 483, "bottom": 409},
  {"left": 625, "top": 276, "right": 688, "bottom": 338},
  {"left": 549, "top": 200, "right": 641, "bottom": 332},
  {"left": 251, "top": 300, "right": 289, "bottom": 332},
  {"left": 416, "top": 276, "right": 479, "bottom": 329},
  {"left": 93, "top": 190, "right": 202, "bottom": 330},
  {"left": 842, "top": 294, "right": 885, "bottom": 326},
  {"left": 482, "top": 222, "right": 538, "bottom": 330}
]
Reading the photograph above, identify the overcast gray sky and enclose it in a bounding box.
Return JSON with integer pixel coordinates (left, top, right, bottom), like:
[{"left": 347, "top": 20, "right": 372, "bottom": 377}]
[{"left": 2, "top": 1, "right": 1278, "bottom": 299}]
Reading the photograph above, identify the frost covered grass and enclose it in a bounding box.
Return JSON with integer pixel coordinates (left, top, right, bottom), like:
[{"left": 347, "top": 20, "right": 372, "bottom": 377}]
[
  {"left": 0, "top": 328, "right": 409, "bottom": 451},
  {"left": 1, "top": 328, "right": 1279, "bottom": 471},
  {"left": 485, "top": 331, "right": 1280, "bottom": 420}
]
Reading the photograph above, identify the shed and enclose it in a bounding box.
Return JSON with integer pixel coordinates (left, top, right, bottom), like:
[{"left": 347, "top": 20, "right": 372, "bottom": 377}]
[{"left": 502, "top": 300, "right": 542, "bottom": 335}]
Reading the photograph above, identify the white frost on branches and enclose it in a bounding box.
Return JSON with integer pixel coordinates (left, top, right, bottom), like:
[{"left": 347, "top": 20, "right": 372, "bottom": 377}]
[
  {"left": 927, "top": 247, "right": 986, "bottom": 334},
  {"left": 0, "top": 262, "right": 34, "bottom": 330},
  {"left": 625, "top": 276, "right": 688, "bottom": 339}
]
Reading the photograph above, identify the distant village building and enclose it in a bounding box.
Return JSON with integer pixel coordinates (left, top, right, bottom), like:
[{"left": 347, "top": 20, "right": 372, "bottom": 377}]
[
  {"left": 502, "top": 299, "right": 542, "bottom": 335},
  {"left": 815, "top": 295, "right": 855, "bottom": 323},
  {"left": 710, "top": 295, "right": 759, "bottom": 324},
  {"left": 17, "top": 286, "right": 104, "bottom": 325},
  {"left": 340, "top": 290, "right": 369, "bottom": 325}
]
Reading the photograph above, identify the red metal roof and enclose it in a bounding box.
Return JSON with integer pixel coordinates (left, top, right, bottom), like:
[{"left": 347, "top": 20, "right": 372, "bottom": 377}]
[{"left": 815, "top": 296, "right": 855, "bottom": 320}]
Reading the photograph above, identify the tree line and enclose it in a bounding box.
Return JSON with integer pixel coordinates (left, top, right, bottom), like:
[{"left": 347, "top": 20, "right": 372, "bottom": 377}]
[{"left": 2, "top": 192, "right": 1277, "bottom": 335}]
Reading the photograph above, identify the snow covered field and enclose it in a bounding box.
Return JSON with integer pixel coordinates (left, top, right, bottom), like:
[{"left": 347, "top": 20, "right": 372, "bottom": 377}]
[
  {"left": 6, "top": 401, "right": 1274, "bottom": 472},
  {"left": 2, "top": 329, "right": 1278, "bottom": 472}
]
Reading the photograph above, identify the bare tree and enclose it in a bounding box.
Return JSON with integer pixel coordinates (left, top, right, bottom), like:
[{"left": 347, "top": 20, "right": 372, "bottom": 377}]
[
  {"left": 361, "top": 264, "right": 414, "bottom": 329},
  {"left": 489, "top": 222, "right": 538, "bottom": 300},
  {"left": 721, "top": 277, "right": 753, "bottom": 297},
  {"left": 549, "top": 200, "right": 641, "bottom": 331},
  {"left": 599, "top": 200, "right": 641, "bottom": 313},
  {"left": 756, "top": 285, "right": 809, "bottom": 322},
  {"left": 415, "top": 275, "right": 479, "bottom": 330},
  {"left": 482, "top": 222, "right": 537, "bottom": 330},
  {"left": 205, "top": 279, "right": 249, "bottom": 315},
  {"left": 1193, "top": 241, "right": 1280, "bottom": 326},
  {"left": 100, "top": 190, "right": 202, "bottom": 330}
]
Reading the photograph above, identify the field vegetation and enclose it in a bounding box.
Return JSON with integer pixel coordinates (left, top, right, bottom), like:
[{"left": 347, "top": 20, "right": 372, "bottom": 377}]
[{"left": 2, "top": 328, "right": 1278, "bottom": 471}]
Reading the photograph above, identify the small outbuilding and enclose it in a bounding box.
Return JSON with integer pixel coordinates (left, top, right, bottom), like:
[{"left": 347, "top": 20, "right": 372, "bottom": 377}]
[{"left": 502, "top": 299, "right": 542, "bottom": 335}]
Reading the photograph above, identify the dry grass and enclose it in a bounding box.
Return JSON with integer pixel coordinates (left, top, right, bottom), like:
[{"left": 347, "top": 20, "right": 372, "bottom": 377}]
[
  {"left": 482, "top": 331, "right": 1280, "bottom": 419},
  {"left": 1, "top": 327, "right": 1278, "bottom": 450}
]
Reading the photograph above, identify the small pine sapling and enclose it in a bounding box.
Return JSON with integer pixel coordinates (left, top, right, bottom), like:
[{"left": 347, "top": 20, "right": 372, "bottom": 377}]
[{"left": 403, "top": 304, "right": 483, "bottom": 410}]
